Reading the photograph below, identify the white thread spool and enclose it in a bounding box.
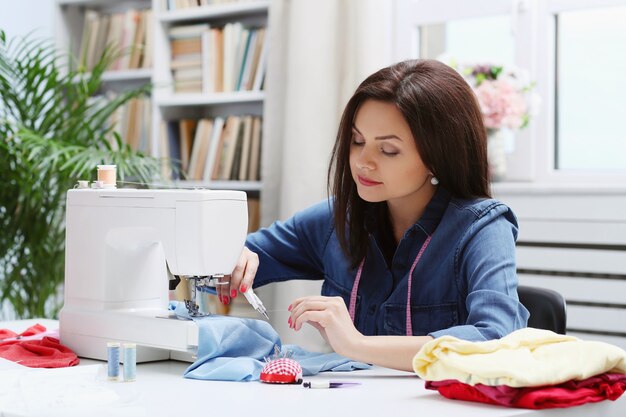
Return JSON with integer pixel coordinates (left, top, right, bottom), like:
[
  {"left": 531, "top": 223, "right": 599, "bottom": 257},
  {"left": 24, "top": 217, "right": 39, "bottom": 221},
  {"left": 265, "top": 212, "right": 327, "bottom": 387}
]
[{"left": 75, "top": 180, "right": 90, "bottom": 189}]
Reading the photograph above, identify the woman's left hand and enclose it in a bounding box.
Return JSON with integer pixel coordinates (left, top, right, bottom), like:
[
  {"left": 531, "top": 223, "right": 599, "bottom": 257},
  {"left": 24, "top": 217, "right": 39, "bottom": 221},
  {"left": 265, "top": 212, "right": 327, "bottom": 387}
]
[{"left": 288, "top": 296, "right": 363, "bottom": 357}]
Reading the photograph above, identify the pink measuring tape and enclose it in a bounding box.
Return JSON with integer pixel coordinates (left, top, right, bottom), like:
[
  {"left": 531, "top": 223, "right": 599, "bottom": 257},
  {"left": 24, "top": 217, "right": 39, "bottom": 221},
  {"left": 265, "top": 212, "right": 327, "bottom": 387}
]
[{"left": 348, "top": 235, "right": 432, "bottom": 336}]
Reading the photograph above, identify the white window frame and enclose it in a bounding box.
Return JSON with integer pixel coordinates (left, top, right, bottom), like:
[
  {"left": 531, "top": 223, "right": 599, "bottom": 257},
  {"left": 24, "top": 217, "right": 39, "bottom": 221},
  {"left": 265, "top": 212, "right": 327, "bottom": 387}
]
[{"left": 394, "top": 0, "right": 626, "bottom": 186}]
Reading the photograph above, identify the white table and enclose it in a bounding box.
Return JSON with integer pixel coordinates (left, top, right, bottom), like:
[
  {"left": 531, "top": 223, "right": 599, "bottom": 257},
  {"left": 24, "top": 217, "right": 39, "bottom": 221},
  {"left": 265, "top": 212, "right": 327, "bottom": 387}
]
[{"left": 1, "top": 320, "right": 625, "bottom": 417}]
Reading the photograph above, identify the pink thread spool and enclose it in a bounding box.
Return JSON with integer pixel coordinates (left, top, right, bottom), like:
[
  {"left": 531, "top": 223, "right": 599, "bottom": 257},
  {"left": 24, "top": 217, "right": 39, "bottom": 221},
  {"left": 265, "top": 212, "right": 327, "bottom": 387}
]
[{"left": 97, "top": 165, "right": 117, "bottom": 188}]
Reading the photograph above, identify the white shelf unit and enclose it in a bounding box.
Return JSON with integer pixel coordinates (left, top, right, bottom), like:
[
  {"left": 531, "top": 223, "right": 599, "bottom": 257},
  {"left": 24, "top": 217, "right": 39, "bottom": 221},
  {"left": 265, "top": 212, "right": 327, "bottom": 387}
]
[
  {"left": 55, "top": 0, "right": 278, "bottom": 228},
  {"left": 157, "top": 1, "right": 270, "bottom": 22},
  {"left": 101, "top": 68, "right": 152, "bottom": 82},
  {"left": 156, "top": 90, "right": 265, "bottom": 107},
  {"left": 152, "top": 0, "right": 269, "bottom": 218}
]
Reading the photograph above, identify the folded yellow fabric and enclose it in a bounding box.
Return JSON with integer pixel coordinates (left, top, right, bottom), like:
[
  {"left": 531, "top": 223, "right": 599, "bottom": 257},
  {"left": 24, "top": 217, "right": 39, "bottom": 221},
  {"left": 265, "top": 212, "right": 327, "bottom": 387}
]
[{"left": 413, "top": 328, "right": 626, "bottom": 387}]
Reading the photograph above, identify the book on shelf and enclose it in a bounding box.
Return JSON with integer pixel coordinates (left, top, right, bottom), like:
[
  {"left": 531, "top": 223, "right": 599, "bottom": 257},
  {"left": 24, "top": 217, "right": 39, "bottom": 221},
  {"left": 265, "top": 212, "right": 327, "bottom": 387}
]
[
  {"left": 79, "top": 10, "right": 98, "bottom": 70},
  {"left": 237, "top": 116, "right": 253, "bottom": 180},
  {"left": 223, "top": 22, "right": 244, "bottom": 93},
  {"left": 237, "top": 29, "right": 256, "bottom": 91},
  {"left": 200, "top": 27, "right": 225, "bottom": 93},
  {"left": 159, "top": 120, "right": 170, "bottom": 178},
  {"left": 215, "top": 115, "right": 241, "bottom": 180},
  {"left": 159, "top": 116, "right": 261, "bottom": 181},
  {"left": 139, "top": 96, "right": 152, "bottom": 152},
  {"left": 171, "top": 37, "right": 203, "bottom": 56},
  {"left": 233, "top": 28, "right": 251, "bottom": 92},
  {"left": 252, "top": 28, "right": 268, "bottom": 91},
  {"left": 79, "top": 8, "right": 152, "bottom": 72},
  {"left": 142, "top": 10, "right": 154, "bottom": 68},
  {"left": 166, "top": 120, "right": 182, "bottom": 179},
  {"left": 169, "top": 23, "right": 209, "bottom": 93},
  {"left": 106, "top": 95, "right": 151, "bottom": 154},
  {"left": 247, "top": 116, "right": 262, "bottom": 181},
  {"left": 188, "top": 119, "right": 214, "bottom": 180},
  {"left": 178, "top": 119, "right": 197, "bottom": 174},
  {"left": 228, "top": 116, "right": 246, "bottom": 180},
  {"left": 128, "top": 9, "right": 146, "bottom": 69},
  {"left": 105, "top": 12, "right": 122, "bottom": 64},
  {"left": 124, "top": 97, "right": 141, "bottom": 150},
  {"left": 245, "top": 27, "right": 265, "bottom": 91},
  {"left": 202, "top": 116, "right": 225, "bottom": 181},
  {"left": 170, "top": 23, "right": 266, "bottom": 94}
]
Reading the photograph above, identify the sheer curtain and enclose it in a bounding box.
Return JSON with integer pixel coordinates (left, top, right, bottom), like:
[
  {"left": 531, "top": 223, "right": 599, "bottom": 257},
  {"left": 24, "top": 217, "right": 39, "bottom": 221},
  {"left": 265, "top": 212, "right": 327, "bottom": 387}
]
[{"left": 260, "top": 0, "right": 393, "bottom": 350}]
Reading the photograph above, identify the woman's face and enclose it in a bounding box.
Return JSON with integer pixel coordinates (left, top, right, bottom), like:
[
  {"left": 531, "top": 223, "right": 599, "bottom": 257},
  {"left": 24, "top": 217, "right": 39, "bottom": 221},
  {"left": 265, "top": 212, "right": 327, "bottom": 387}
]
[{"left": 349, "top": 99, "right": 434, "bottom": 205}]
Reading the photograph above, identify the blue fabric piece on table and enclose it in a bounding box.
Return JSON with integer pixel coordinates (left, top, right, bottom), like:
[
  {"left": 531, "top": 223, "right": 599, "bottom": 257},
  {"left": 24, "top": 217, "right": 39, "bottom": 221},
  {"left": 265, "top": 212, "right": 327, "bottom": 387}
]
[{"left": 168, "top": 302, "right": 370, "bottom": 381}]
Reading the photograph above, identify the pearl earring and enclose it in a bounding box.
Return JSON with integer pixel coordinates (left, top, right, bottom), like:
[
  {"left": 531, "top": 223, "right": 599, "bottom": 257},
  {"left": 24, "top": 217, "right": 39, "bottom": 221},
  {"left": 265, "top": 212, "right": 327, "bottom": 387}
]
[{"left": 430, "top": 176, "right": 439, "bottom": 186}]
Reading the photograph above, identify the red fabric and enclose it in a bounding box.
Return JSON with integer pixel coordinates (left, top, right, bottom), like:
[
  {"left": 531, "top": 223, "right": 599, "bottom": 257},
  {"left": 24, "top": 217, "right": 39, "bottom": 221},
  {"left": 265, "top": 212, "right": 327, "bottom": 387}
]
[
  {"left": 425, "top": 373, "right": 626, "bottom": 409},
  {"left": 0, "top": 329, "right": 18, "bottom": 339},
  {"left": 0, "top": 336, "right": 79, "bottom": 368},
  {"left": 0, "top": 323, "right": 47, "bottom": 340}
]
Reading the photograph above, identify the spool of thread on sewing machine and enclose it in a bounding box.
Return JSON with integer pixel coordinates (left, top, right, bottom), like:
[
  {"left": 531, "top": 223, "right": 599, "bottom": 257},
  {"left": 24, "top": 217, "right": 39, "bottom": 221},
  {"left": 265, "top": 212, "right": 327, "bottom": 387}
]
[
  {"left": 123, "top": 343, "right": 137, "bottom": 382},
  {"left": 107, "top": 342, "right": 120, "bottom": 380},
  {"left": 97, "top": 164, "right": 117, "bottom": 188}
]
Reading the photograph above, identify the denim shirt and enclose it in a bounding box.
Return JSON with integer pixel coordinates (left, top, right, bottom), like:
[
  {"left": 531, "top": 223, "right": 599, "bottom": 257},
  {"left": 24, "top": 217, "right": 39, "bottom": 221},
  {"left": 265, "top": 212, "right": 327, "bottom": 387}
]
[{"left": 246, "top": 187, "right": 529, "bottom": 341}]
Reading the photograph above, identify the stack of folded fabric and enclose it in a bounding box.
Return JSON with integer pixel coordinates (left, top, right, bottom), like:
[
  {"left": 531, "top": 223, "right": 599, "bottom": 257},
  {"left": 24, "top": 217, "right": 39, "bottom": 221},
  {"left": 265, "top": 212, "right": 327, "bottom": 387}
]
[{"left": 413, "top": 328, "right": 626, "bottom": 409}]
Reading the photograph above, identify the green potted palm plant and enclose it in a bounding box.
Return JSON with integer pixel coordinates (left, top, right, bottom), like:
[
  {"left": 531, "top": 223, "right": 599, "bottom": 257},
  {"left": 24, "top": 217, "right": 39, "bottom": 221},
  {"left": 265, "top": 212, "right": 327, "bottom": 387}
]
[{"left": 0, "top": 29, "right": 165, "bottom": 319}]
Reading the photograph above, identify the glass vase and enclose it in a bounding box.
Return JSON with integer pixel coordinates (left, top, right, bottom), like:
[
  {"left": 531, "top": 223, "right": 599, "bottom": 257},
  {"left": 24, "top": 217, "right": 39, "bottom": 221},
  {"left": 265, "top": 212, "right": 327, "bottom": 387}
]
[{"left": 486, "top": 128, "right": 511, "bottom": 182}]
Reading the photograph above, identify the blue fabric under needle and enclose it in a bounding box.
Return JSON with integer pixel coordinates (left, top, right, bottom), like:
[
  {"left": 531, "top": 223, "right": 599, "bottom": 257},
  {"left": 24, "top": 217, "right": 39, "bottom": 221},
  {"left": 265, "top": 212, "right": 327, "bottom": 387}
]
[{"left": 169, "top": 302, "right": 370, "bottom": 381}]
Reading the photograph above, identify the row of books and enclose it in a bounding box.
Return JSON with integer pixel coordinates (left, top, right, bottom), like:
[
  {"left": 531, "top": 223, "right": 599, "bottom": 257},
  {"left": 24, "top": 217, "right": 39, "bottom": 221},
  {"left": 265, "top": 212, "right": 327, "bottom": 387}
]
[
  {"left": 79, "top": 9, "right": 153, "bottom": 72},
  {"left": 161, "top": 0, "right": 262, "bottom": 11},
  {"left": 159, "top": 115, "right": 262, "bottom": 181},
  {"left": 169, "top": 22, "right": 267, "bottom": 93},
  {"left": 107, "top": 95, "right": 152, "bottom": 154}
]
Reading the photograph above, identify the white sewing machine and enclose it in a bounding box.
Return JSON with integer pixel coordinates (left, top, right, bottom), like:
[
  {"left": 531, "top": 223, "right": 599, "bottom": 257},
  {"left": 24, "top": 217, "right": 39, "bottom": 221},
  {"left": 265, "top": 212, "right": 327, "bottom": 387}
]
[{"left": 59, "top": 188, "right": 248, "bottom": 362}]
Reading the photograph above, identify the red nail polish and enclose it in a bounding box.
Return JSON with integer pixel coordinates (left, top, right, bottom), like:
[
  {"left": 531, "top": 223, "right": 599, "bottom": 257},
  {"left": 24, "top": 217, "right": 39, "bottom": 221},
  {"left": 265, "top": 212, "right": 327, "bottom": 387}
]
[
  {"left": 224, "top": 296, "right": 230, "bottom": 305},
  {"left": 218, "top": 295, "right": 223, "bottom": 303},
  {"left": 240, "top": 285, "right": 247, "bottom": 293},
  {"left": 230, "top": 289, "right": 237, "bottom": 298},
  {"left": 288, "top": 304, "right": 292, "bottom": 311},
  {"left": 288, "top": 317, "right": 292, "bottom": 325}
]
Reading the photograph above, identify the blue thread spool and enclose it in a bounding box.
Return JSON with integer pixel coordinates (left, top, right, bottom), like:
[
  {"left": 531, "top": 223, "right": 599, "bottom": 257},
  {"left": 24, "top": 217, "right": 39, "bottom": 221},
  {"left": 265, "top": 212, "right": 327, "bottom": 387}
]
[
  {"left": 123, "top": 343, "right": 137, "bottom": 382},
  {"left": 107, "top": 342, "right": 120, "bottom": 380}
]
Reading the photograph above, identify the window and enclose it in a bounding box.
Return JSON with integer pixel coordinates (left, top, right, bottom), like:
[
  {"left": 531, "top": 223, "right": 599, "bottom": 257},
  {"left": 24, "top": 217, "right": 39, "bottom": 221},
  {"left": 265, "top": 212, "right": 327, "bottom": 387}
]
[
  {"left": 556, "top": 5, "right": 626, "bottom": 171},
  {"left": 394, "top": 0, "right": 626, "bottom": 184},
  {"left": 418, "top": 16, "right": 514, "bottom": 66}
]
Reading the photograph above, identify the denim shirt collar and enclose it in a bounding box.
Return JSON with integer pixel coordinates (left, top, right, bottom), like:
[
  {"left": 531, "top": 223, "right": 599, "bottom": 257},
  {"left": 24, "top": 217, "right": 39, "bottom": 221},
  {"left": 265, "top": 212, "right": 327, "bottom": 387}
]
[
  {"left": 362, "top": 188, "right": 451, "bottom": 269},
  {"left": 407, "top": 186, "right": 451, "bottom": 238},
  {"left": 365, "top": 186, "right": 451, "bottom": 238}
]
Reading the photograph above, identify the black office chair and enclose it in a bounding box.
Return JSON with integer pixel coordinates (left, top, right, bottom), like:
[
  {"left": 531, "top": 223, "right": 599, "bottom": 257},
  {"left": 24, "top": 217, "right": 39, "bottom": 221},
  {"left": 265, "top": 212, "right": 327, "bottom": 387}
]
[{"left": 517, "top": 285, "right": 567, "bottom": 334}]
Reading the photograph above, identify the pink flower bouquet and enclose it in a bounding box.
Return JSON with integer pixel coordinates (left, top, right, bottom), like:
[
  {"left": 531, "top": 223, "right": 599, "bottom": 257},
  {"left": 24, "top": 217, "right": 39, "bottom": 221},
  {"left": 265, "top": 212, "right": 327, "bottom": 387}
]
[{"left": 452, "top": 62, "right": 537, "bottom": 131}]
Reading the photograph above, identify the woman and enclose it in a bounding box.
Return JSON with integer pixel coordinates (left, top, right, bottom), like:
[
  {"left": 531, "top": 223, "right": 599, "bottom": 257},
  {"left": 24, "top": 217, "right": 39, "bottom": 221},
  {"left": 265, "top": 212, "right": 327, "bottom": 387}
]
[{"left": 220, "top": 59, "right": 528, "bottom": 372}]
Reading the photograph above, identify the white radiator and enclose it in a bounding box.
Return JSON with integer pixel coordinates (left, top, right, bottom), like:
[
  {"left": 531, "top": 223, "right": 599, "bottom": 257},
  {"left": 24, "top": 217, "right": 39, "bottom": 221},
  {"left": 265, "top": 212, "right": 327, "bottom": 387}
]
[{"left": 494, "top": 184, "right": 626, "bottom": 350}]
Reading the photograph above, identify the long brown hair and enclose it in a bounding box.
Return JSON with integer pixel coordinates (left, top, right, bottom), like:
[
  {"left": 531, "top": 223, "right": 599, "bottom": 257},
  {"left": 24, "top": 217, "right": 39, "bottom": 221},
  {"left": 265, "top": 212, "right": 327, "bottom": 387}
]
[{"left": 328, "top": 59, "right": 490, "bottom": 268}]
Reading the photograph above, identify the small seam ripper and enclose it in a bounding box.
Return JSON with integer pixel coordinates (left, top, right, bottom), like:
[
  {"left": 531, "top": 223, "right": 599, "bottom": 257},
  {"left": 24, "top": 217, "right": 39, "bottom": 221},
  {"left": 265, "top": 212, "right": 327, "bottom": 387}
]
[{"left": 243, "top": 287, "right": 269, "bottom": 319}]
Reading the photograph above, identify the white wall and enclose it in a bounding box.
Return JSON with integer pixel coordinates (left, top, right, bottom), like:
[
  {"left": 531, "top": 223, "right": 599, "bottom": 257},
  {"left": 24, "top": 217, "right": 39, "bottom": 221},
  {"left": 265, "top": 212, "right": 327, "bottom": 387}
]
[{"left": 0, "top": 1, "right": 55, "bottom": 40}]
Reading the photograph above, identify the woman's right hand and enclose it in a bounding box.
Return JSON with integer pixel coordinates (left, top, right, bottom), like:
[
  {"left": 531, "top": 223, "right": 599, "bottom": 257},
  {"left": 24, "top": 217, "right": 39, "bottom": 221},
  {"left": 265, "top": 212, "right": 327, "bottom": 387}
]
[{"left": 216, "top": 247, "right": 259, "bottom": 305}]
